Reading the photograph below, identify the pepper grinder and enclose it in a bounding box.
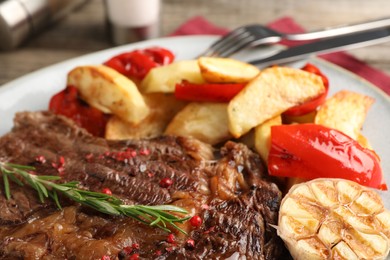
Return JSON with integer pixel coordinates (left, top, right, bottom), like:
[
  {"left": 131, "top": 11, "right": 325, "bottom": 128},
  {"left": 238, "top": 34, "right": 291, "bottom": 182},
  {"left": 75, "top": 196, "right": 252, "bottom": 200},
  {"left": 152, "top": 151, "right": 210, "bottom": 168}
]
[
  {"left": 104, "top": 0, "right": 161, "bottom": 45},
  {"left": 0, "top": 0, "right": 88, "bottom": 50}
]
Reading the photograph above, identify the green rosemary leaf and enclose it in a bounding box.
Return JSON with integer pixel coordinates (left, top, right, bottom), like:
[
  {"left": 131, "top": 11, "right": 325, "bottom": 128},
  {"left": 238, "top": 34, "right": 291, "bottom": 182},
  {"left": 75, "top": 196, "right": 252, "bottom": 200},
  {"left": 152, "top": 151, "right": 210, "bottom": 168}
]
[
  {"left": 77, "top": 190, "right": 122, "bottom": 205},
  {"left": 150, "top": 216, "right": 162, "bottom": 226},
  {"left": 49, "top": 183, "right": 72, "bottom": 192},
  {"left": 135, "top": 206, "right": 163, "bottom": 220},
  {"left": 66, "top": 189, "right": 84, "bottom": 201},
  {"left": 2, "top": 171, "right": 10, "bottom": 200},
  {"left": 7, "top": 173, "right": 24, "bottom": 186},
  {"left": 78, "top": 189, "right": 113, "bottom": 199},
  {"left": 37, "top": 175, "right": 61, "bottom": 181},
  {"left": 36, "top": 186, "right": 45, "bottom": 203},
  {"left": 143, "top": 205, "right": 189, "bottom": 214},
  {"left": 60, "top": 181, "right": 80, "bottom": 188},
  {"left": 137, "top": 206, "right": 188, "bottom": 234},
  {"left": 6, "top": 163, "right": 35, "bottom": 170},
  {"left": 36, "top": 181, "right": 49, "bottom": 198},
  {"left": 155, "top": 210, "right": 191, "bottom": 222},
  {"left": 121, "top": 210, "right": 151, "bottom": 225},
  {"left": 121, "top": 206, "right": 170, "bottom": 231},
  {"left": 18, "top": 170, "right": 40, "bottom": 191},
  {"left": 168, "top": 221, "right": 188, "bottom": 235},
  {"left": 121, "top": 206, "right": 152, "bottom": 220},
  {"left": 51, "top": 190, "right": 62, "bottom": 209},
  {"left": 82, "top": 199, "right": 121, "bottom": 215}
]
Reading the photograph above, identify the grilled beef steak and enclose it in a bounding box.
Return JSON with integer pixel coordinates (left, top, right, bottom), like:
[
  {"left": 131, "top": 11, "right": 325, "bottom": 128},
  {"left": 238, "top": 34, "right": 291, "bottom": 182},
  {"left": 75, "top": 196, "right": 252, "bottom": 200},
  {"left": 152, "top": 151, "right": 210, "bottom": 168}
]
[{"left": 0, "top": 111, "right": 289, "bottom": 259}]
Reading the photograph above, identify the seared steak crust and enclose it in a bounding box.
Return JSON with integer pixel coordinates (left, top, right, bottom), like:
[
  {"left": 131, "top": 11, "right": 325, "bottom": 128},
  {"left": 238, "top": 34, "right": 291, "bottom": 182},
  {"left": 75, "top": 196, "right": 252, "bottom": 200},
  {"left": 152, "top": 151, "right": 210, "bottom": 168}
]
[{"left": 0, "top": 111, "right": 289, "bottom": 259}]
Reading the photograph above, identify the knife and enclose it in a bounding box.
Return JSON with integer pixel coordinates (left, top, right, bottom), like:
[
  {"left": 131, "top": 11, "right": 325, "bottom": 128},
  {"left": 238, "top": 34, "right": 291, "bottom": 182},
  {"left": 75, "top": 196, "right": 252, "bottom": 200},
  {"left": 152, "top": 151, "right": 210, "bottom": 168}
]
[{"left": 248, "top": 26, "right": 390, "bottom": 67}]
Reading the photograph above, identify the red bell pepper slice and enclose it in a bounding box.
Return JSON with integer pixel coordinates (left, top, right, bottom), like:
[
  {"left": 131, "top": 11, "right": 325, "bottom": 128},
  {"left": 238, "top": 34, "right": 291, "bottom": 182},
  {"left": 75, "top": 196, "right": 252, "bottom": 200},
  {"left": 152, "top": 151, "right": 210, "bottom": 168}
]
[
  {"left": 104, "top": 47, "right": 175, "bottom": 80},
  {"left": 268, "top": 124, "right": 387, "bottom": 190},
  {"left": 301, "top": 63, "right": 329, "bottom": 87},
  {"left": 283, "top": 63, "right": 329, "bottom": 116},
  {"left": 174, "top": 80, "right": 246, "bottom": 102},
  {"left": 49, "top": 86, "right": 108, "bottom": 137},
  {"left": 144, "top": 47, "right": 175, "bottom": 65}
]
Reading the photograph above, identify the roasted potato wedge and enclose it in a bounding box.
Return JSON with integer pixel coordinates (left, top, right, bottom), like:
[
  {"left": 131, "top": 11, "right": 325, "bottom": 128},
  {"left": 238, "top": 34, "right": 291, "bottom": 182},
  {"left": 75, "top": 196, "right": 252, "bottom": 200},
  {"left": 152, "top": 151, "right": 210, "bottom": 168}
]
[
  {"left": 315, "top": 90, "right": 374, "bottom": 140},
  {"left": 254, "top": 115, "right": 282, "bottom": 163},
  {"left": 165, "top": 102, "right": 232, "bottom": 145},
  {"left": 105, "top": 93, "right": 187, "bottom": 140},
  {"left": 67, "top": 65, "right": 149, "bottom": 124},
  {"left": 140, "top": 60, "right": 205, "bottom": 93},
  {"left": 198, "top": 57, "right": 260, "bottom": 83},
  {"left": 228, "top": 66, "right": 325, "bottom": 137}
]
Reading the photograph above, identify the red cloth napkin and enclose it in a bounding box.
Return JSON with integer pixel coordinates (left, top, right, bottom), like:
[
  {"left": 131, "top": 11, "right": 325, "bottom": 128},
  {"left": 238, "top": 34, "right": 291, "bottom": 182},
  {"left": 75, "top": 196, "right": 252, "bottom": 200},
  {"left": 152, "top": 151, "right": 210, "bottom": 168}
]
[{"left": 171, "top": 16, "right": 390, "bottom": 95}]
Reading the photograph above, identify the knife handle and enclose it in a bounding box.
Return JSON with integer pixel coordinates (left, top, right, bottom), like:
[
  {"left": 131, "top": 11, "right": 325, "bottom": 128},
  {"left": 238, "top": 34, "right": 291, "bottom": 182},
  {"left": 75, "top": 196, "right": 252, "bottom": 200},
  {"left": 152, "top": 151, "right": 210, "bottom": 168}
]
[{"left": 286, "top": 17, "right": 390, "bottom": 41}]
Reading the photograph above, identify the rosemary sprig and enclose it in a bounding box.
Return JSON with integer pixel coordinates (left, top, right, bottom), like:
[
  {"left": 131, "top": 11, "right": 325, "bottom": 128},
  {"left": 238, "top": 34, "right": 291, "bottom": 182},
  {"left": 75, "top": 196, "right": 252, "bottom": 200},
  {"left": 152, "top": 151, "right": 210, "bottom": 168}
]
[{"left": 0, "top": 162, "right": 190, "bottom": 234}]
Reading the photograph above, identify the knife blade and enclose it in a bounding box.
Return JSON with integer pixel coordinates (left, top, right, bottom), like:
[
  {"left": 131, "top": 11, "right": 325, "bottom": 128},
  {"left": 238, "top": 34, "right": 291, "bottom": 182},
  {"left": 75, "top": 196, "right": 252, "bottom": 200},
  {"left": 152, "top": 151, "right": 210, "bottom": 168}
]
[{"left": 248, "top": 27, "right": 390, "bottom": 67}]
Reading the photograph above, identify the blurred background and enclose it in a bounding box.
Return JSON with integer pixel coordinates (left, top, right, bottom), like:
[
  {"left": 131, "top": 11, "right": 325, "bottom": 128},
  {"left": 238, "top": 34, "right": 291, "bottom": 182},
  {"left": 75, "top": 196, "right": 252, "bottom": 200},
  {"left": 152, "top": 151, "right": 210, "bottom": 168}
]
[{"left": 1, "top": 0, "right": 390, "bottom": 85}]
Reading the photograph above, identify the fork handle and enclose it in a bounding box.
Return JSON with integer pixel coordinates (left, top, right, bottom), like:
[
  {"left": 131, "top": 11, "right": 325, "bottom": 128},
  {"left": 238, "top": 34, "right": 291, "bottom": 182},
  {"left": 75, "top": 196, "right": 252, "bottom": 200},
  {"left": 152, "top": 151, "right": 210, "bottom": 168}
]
[{"left": 286, "top": 17, "right": 390, "bottom": 41}]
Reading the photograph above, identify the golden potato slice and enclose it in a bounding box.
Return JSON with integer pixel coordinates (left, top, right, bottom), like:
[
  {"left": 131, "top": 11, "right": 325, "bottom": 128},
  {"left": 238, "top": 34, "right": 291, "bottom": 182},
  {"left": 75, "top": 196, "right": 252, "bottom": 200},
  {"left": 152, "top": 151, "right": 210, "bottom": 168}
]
[
  {"left": 67, "top": 65, "right": 149, "bottom": 124},
  {"left": 140, "top": 60, "right": 205, "bottom": 93},
  {"left": 254, "top": 115, "right": 282, "bottom": 163},
  {"left": 228, "top": 66, "right": 325, "bottom": 137},
  {"left": 198, "top": 57, "right": 260, "bottom": 83},
  {"left": 315, "top": 90, "right": 374, "bottom": 140},
  {"left": 105, "top": 93, "right": 187, "bottom": 140},
  {"left": 165, "top": 102, "right": 232, "bottom": 145}
]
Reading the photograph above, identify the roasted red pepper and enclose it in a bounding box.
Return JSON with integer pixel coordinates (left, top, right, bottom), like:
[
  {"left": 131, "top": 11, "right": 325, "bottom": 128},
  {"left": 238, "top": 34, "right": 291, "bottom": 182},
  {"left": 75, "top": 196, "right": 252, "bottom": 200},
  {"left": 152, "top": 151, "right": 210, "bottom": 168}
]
[
  {"left": 175, "top": 80, "right": 246, "bottom": 102},
  {"left": 283, "top": 63, "right": 329, "bottom": 116},
  {"left": 104, "top": 47, "right": 175, "bottom": 80},
  {"left": 301, "top": 63, "right": 329, "bottom": 87},
  {"left": 49, "top": 86, "right": 108, "bottom": 137},
  {"left": 143, "top": 47, "right": 175, "bottom": 65},
  {"left": 268, "top": 124, "right": 387, "bottom": 190}
]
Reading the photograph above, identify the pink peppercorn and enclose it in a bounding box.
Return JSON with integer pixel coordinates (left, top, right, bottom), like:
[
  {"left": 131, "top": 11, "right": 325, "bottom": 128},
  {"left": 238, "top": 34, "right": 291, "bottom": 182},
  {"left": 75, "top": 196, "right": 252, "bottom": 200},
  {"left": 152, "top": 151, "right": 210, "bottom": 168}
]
[
  {"left": 132, "top": 243, "right": 140, "bottom": 250},
  {"left": 185, "top": 239, "right": 195, "bottom": 249},
  {"left": 189, "top": 215, "right": 202, "bottom": 228},
  {"left": 101, "top": 188, "right": 112, "bottom": 195},
  {"left": 159, "top": 178, "right": 173, "bottom": 188},
  {"left": 167, "top": 233, "right": 175, "bottom": 243},
  {"left": 129, "top": 253, "right": 139, "bottom": 260}
]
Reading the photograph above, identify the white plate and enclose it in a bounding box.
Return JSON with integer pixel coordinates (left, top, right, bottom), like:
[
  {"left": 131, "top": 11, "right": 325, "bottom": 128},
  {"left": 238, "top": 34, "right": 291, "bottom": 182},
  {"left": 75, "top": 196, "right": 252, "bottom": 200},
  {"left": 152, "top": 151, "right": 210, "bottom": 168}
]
[{"left": 1, "top": 35, "right": 389, "bottom": 209}]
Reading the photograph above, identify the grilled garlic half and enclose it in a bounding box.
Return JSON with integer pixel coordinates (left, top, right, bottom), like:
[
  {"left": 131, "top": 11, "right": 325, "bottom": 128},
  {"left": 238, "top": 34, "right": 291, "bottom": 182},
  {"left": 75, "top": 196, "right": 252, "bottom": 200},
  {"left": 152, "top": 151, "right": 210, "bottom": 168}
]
[{"left": 278, "top": 178, "right": 390, "bottom": 260}]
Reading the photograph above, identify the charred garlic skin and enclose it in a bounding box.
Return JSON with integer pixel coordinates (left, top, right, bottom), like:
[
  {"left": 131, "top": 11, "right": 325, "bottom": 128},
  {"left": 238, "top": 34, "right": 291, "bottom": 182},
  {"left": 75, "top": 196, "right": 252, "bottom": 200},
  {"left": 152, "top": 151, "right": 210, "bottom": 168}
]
[{"left": 278, "top": 178, "right": 390, "bottom": 260}]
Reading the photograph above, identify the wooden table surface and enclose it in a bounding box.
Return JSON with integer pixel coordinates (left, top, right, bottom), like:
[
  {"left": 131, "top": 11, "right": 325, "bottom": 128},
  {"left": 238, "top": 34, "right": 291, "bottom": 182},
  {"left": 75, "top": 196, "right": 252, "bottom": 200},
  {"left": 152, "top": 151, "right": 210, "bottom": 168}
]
[{"left": 1, "top": 0, "right": 390, "bottom": 86}]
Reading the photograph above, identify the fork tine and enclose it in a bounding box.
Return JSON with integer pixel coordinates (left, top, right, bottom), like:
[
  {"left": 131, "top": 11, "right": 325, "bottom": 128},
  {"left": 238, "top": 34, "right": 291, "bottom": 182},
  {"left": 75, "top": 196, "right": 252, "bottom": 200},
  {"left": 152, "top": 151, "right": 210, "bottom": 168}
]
[
  {"left": 198, "top": 27, "right": 248, "bottom": 57},
  {"left": 209, "top": 27, "right": 247, "bottom": 48},
  {"left": 210, "top": 31, "right": 251, "bottom": 56},
  {"left": 214, "top": 34, "right": 256, "bottom": 57}
]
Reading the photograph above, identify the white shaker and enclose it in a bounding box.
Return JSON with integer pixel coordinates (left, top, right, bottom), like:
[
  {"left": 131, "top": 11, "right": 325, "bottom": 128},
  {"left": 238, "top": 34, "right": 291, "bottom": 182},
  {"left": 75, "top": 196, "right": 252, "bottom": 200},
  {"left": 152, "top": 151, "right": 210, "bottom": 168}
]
[{"left": 104, "top": 0, "right": 160, "bottom": 45}]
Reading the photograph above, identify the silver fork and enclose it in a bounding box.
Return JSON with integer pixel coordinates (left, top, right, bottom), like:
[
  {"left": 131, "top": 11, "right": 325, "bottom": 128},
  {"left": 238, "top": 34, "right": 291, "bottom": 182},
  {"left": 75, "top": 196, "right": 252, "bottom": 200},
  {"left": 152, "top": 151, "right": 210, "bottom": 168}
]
[{"left": 200, "top": 17, "right": 390, "bottom": 57}]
